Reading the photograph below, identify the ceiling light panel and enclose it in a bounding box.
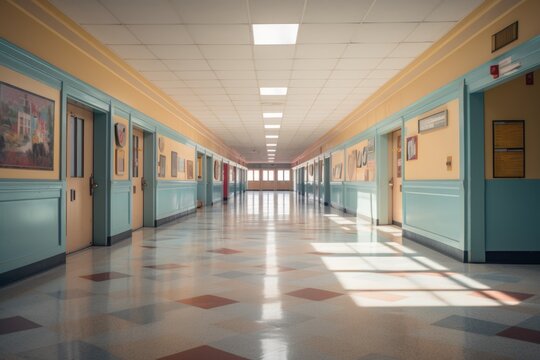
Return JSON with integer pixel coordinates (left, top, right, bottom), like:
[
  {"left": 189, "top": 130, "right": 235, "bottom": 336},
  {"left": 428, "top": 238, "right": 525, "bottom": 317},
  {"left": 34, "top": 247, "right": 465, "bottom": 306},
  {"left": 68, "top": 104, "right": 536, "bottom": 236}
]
[
  {"left": 267, "top": 143, "right": 277, "bottom": 147},
  {"left": 260, "top": 87, "right": 287, "bottom": 95},
  {"left": 263, "top": 112, "right": 283, "bottom": 119},
  {"left": 252, "top": 24, "right": 299, "bottom": 45},
  {"left": 265, "top": 135, "right": 279, "bottom": 139},
  {"left": 264, "top": 125, "right": 281, "bottom": 129}
]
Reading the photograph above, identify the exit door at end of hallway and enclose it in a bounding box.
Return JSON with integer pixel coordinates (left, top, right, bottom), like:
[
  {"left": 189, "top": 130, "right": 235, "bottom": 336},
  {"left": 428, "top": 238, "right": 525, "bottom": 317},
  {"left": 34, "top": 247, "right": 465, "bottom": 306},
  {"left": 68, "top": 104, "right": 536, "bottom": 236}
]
[
  {"left": 132, "top": 128, "right": 145, "bottom": 230},
  {"left": 391, "top": 129, "right": 403, "bottom": 225}
]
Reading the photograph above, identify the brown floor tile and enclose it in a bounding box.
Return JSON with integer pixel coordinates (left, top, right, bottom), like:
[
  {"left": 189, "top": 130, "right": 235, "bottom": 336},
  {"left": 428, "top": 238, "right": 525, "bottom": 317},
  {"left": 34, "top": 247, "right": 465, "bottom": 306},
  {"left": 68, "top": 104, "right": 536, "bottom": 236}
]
[
  {"left": 255, "top": 265, "right": 296, "bottom": 272},
  {"left": 158, "top": 345, "right": 248, "bottom": 360},
  {"left": 178, "top": 295, "right": 238, "bottom": 309},
  {"left": 208, "top": 248, "right": 243, "bottom": 255},
  {"left": 144, "top": 263, "right": 187, "bottom": 270},
  {"left": 80, "top": 271, "right": 131, "bottom": 282},
  {"left": 497, "top": 326, "right": 540, "bottom": 344},
  {"left": 0, "top": 316, "right": 41, "bottom": 335},
  {"left": 470, "top": 290, "right": 535, "bottom": 302},
  {"left": 286, "top": 288, "right": 343, "bottom": 301}
]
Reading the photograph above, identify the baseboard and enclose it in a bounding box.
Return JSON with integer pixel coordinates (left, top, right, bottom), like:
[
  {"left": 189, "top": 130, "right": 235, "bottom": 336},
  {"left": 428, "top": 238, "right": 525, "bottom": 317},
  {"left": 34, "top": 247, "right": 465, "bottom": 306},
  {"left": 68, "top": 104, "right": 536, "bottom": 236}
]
[
  {"left": 155, "top": 208, "right": 196, "bottom": 227},
  {"left": 486, "top": 251, "right": 540, "bottom": 264},
  {"left": 392, "top": 220, "right": 402, "bottom": 227},
  {"left": 107, "top": 229, "right": 132, "bottom": 246},
  {"left": 0, "top": 253, "right": 66, "bottom": 287},
  {"left": 402, "top": 229, "right": 468, "bottom": 262}
]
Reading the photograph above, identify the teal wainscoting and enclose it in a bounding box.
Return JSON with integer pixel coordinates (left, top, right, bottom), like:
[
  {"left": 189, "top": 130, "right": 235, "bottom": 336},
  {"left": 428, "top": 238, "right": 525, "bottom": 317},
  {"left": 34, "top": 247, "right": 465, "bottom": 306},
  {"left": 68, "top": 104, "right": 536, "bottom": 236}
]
[
  {"left": 0, "top": 181, "right": 63, "bottom": 273},
  {"left": 330, "top": 182, "right": 344, "bottom": 210},
  {"left": 212, "top": 182, "right": 223, "bottom": 204},
  {"left": 402, "top": 180, "right": 464, "bottom": 249},
  {"left": 110, "top": 181, "right": 131, "bottom": 236},
  {"left": 305, "top": 181, "right": 314, "bottom": 200},
  {"left": 156, "top": 181, "right": 197, "bottom": 221},
  {"left": 343, "top": 182, "right": 377, "bottom": 221},
  {"left": 229, "top": 181, "right": 235, "bottom": 197},
  {"left": 485, "top": 179, "right": 540, "bottom": 251}
]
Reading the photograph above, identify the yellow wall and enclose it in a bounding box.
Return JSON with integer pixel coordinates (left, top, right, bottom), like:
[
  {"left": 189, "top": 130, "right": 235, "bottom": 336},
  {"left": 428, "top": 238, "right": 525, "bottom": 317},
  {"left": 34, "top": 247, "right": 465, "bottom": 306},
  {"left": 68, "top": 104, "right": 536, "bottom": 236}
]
[
  {"left": 294, "top": 0, "right": 540, "bottom": 164},
  {"left": 484, "top": 69, "right": 540, "bottom": 179},
  {"left": 0, "top": 0, "right": 244, "bottom": 164},
  {"left": 0, "top": 66, "right": 60, "bottom": 180},
  {"left": 112, "top": 115, "right": 129, "bottom": 181},
  {"left": 345, "top": 138, "right": 376, "bottom": 182},
  {"left": 404, "top": 99, "right": 460, "bottom": 180},
  {"left": 331, "top": 151, "right": 344, "bottom": 181},
  {"left": 156, "top": 134, "right": 195, "bottom": 181}
]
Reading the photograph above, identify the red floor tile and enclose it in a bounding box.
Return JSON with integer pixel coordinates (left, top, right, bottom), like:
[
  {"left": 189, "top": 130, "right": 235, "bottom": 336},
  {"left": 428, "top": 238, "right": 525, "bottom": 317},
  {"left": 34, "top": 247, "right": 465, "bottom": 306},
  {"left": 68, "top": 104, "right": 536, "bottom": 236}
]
[
  {"left": 286, "top": 288, "right": 342, "bottom": 301},
  {"left": 208, "top": 248, "right": 243, "bottom": 255},
  {"left": 80, "top": 272, "right": 130, "bottom": 282},
  {"left": 144, "top": 264, "right": 187, "bottom": 270},
  {"left": 158, "top": 346, "right": 248, "bottom": 360},
  {"left": 178, "top": 295, "right": 238, "bottom": 309},
  {"left": 0, "top": 316, "right": 41, "bottom": 335},
  {"left": 497, "top": 326, "right": 540, "bottom": 344}
]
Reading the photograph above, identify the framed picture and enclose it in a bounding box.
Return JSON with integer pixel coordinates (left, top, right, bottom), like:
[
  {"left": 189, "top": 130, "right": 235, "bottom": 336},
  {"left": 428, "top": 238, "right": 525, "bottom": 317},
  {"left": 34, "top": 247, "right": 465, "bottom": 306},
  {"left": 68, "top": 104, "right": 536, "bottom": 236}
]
[
  {"left": 178, "top": 157, "right": 185, "bottom": 173},
  {"left": 186, "top": 159, "right": 194, "bottom": 179},
  {"left": 114, "top": 123, "right": 126, "bottom": 148},
  {"left": 171, "top": 151, "right": 178, "bottom": 177},
  {"left": 214, "top": 160, "right": 220, "bottom": 180},
  {"left": 493, "top": 120, "right": 525, "bottom": 178},
  {"left": 309, "top": 164, "right": 314, "bottom": 176},
  {"left": 115, "top": 149, "right": 125, "bottom": 175},
  {"left": 158, "top": 155, "right": 166, "bottom": 177},
  {"left": 361, "top": 147, "right": 368, "bottom": 167},
  {"left": 347, "top": 150, "right": 356, "bottom": 181},
  {"left": 406, "top": 135, "right": 418, "bottom": 161},
  {"left": 356, "top": 149, "right": 363, "bottom": 168},
  {"left": 158, "top": 136, "right": 165, "bottom": 153},
  {"left": 0, "top": 82, "right": 55, "bottom": 170}
]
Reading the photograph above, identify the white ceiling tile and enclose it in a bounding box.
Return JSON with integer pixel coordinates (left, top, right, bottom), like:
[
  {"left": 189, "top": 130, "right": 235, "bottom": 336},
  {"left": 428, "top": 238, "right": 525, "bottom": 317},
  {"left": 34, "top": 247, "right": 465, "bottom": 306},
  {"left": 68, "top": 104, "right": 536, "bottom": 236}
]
[
  {"left": 295, "top": 44, "right": 347, "bottom": 59},
  {"left": 170, "top": 0, "right": 249, "bottom": 24},
  {"left": 163, "top": 59, "right": 210, "bottom": 71},
  {"left": 256, "top": 71, "right": 291, "bottom": 80},
  {"left": 165, "top": 88, "right": 194, "bottom": 96},
  {"left": 249, "top": 0, "right": 306, "bottom": 23},
  {"left": 426, "top": 0, "right": 484, "bottom": 22},
  {"left": 287, "top": 87, "right": 322, "bottom": 95},
  {"left": 342, "top": 43, "right": 396, "bottom": 58},
  {"left": 225, "top": 88, "right": 259, "bottom": 95},
  {"left": 351, "top": 23, "right": 418, "bottom": 43},
  {"left": 229, "top": 94, "right": 260, "bottom": 101},
  {"left": 319, "top": 87, "right": 354, "bottom": 95},
  {"left": 365, "top": 0, "right": 440, "bottom": 22},
  {"left": 297, "top": 24, "right": 358, "bottom": 44},
  {"left": 83, "top": 25, "right": 140, "bottom": 44},
  {"left": 187, "top": 25, "right": 251, "bottom": 44},
  {"left": 200, "top": 94, "right": 231, "bottom": 102},
  {"left": 128, "top": 25, "right": 193, "bottom": 44},
  {"left": 126, "top": 59, "right": 167, "bottom": 71},
  {"left": 291, "top": 70, "right": 332, "bottom": 79},
  {"left": 208, "top": 59, "right": 255, "bottom": 71},
  {"left": 153, "top": 80, "right": 186, "bottom": 88},
  {"left": 406, "top": 22, "right": 457, "bottom": 42},
  {"left": 325, "top": 79, "right": 361, "bottom": 87},
  {"left": 175, "top": 71, "right": 217, "bottom": 80},
  {"left": 220, "top": 79, "right": 259, "bottom": 88},
  {"left": 329, "top": 70, "right": 369, "bottom": 79},
  {"left": 358, "top": 78, "right": 390, "bottom": 87},
  {"left": 100, "top": 0, "right": 181, "bottom": 24},
  {"left": 50, "top": 0, "right": 118, "bottom": 24},
  {"left": 368, "top": 69, "right": 400, "bottom": 79},
  {"left": 293, "top": 59, "right": 338, "bottom": 70},
  {"left": 254, "top": 45, "right": 296, "bottom": 59},
  {"left": 335, "top": 58, "right": 381, "bottom": 70},
  {"left": 376, "top": 57, "right": 414, "bottom": 69},
  {"left": 289, "top": 79, "right": 328, "bottom": 88},
  {"left": 200, "top": 45, "right": 252, "bottom": 59},
  {"left": 147, "top": 45, "right": 203, "bottom": 59},
  {"left": 185, "top": 79, "right": 223, "bottom": 88},
  {"left": 258, "top": 79, "right": 291, "bottom": 87},
  {"left": 108, "top": 45, "right": 155, "bottom": 59},
  {"left": 255, "top": 60, "right": 294, "bottom": 70},
  {"left": 302, "top": 0, "right": 373, "bottom": 23},
  {"left": 193, "top": 87, "right": 227, "bottom": 95},
  {"left": 389, "top": 42, "right": 432, "bottom": 58},
  {"left": 215, "top": 71, "right": 257, "bottom": 80},
  {"left": 141, "top": 71, "right": 177, "bottom": 81}
]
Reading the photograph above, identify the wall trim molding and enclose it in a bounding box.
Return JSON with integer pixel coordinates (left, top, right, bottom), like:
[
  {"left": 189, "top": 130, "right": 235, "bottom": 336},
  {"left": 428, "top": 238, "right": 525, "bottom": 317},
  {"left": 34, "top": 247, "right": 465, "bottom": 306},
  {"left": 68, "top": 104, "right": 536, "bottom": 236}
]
[
  {"left": 155, "top": 208, "right": 197, "bottom": 227},
  {"left": 107, "top": 230, "right": 132, "bottom": 246},
  {"left": 0, "top": 253, "right": 65, "bottom": 287},
  {"left": 485, "top": 251, "right": 540, "bottom": 264},
  {"left": 403, "top": 229, "right": 468, "bottom": 262}
]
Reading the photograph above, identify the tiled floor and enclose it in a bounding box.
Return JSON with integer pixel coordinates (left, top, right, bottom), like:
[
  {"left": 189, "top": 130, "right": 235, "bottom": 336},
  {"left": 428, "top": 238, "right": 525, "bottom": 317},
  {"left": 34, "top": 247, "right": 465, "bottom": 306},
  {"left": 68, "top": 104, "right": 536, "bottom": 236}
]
[{"left": 1, "top": 191, "right": 540, "bottom": 359}]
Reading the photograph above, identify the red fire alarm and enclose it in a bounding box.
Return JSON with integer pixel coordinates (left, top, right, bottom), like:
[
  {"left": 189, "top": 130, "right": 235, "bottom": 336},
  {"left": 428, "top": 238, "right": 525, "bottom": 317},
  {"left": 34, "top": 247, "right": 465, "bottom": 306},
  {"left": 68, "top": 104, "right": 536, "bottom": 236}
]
[
  {"left": 490, "top": 64, "right": 499, "bottom": 79},
  {"left": 526, "top": 72, "right": 534, "bottom": 85}
]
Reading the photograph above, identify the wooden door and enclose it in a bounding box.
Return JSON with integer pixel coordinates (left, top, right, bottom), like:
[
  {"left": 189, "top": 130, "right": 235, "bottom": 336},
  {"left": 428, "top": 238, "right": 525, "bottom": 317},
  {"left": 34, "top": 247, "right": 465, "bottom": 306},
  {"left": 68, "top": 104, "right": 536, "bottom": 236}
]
[
  {"left": 392, "top": 130, "right": 403, "bottom": 225},
  {"left": 132, "top": 128, "right": 144, "bottom": 230},
  {"left": 66, "top": 103, "right": 94, "bottom": 253}
]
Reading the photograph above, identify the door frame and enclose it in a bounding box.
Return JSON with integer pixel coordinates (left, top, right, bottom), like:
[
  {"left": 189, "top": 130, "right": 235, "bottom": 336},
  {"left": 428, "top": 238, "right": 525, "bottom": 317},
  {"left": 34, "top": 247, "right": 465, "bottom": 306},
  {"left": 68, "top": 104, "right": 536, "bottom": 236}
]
[{"left": 206, "top": 155, "right": 213, "bottom": 205}]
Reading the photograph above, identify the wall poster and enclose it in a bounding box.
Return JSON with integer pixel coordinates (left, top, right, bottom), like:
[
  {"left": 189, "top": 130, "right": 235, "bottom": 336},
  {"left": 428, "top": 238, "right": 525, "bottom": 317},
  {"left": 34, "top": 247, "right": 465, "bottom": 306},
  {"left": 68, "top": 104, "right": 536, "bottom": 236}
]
[
  {"left": 0, "top": 82, "right": 55, "bottom": 170},
  {"left": 171, "top": 151, "right": 178, "bottom": 177},
  {"left": 406, "top": 135, "right": 418, "bottom": 161},
  {"left": 186, "top": 159, "right": 194, "bottom": 179},
  {"left": 158, "top": 154, "right": 166, "bottom": 178}
]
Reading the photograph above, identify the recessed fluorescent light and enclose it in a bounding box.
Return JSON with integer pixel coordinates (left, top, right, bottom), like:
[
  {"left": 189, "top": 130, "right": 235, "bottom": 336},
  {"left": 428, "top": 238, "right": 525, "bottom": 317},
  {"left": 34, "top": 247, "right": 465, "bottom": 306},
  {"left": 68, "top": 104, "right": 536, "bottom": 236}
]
[
  {"left": 268, "top": 149, "right": 276, "bottom": 152},
  {"left": 264, "top": 124, "right": 281, "bottom": 129},
  {"left": 253, "top": 24, "right": 299, "bottom": 45},
  {"left": 265, "top": 135, "right": 279, "bottom": 139},
  {"left": 267, "top": 143, "right": 277, "bottom": 147},
  {"left": 263, "top": 112, "right": 283, "bottom": 119},
  {"left": 260, "top": 87, "right": 287, "bottom": 96}
]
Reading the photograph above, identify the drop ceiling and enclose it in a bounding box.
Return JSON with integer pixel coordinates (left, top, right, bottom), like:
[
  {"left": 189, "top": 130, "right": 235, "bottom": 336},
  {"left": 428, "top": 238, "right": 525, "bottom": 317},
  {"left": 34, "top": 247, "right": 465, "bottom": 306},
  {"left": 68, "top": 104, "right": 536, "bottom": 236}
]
[{"left": 50, "top": 0, "right": 483, "bottom": 163}]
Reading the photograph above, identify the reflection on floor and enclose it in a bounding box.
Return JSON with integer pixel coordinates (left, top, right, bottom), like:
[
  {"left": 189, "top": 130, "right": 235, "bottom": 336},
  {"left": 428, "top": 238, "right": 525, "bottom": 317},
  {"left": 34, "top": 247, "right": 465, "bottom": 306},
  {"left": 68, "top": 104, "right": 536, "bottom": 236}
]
[{"left": 1, "top": 191, "right": 539, "bottom": 359}]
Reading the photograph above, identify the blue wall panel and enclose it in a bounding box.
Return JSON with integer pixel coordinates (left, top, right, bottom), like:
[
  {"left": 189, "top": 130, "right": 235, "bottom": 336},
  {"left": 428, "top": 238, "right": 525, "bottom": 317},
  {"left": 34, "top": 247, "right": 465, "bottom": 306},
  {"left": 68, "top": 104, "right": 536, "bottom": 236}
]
[
  {"left": 110, "top": 182, "right": 131, "bottom": 235},
  {"left": 330, "top": 182, "right": 344, "bottom": 209},
  {"left": 212, "top": 182, "right": 223, "bottom": 204},
  {"left": 403, "top": 180, "right": 464, "bottom": 249},
  {"left": 0, "top": 182, "right": 63, "bottom": 273},
  {"left": 343, "top": 183, "right": 377, "bottom": 221},
  {"left": 156, "top": 181, "right": 197, "bottom": 220},
  {"left": 486, "top": 180, "right": 540, "bottom": 251}
]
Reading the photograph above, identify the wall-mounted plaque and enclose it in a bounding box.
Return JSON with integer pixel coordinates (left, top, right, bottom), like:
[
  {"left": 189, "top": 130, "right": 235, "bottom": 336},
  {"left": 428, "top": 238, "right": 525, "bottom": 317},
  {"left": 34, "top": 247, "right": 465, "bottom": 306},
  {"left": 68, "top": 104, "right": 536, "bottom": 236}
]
[
  {"left": 187, "top": 159, "right": 194, "bottom": 179},
  {"left": 493, "top": 120, "right": 524, "bottom": 178},
  {"left": 114, "top": 123, "right": 126, "bottom": 147},
  {"left": 406, "top": 135, "right": 418, "bottom": 161},
  {"left": 347, "top": 150, "right": 356, "bottom": 181},
  {"left": 115, "top": 149, "right": 125, "bottom": 175},
  {"left": 418, "top": 110, "right": 447, "bottom": 133},
  {"left": 158, "top": 136, "right": 165, "bottom": 153},
  {"left": 171, "top": 151, "right": 178, "bottom": 177},
  {"left": 158, "top": 155, "right": 166, "bottom": 178}
]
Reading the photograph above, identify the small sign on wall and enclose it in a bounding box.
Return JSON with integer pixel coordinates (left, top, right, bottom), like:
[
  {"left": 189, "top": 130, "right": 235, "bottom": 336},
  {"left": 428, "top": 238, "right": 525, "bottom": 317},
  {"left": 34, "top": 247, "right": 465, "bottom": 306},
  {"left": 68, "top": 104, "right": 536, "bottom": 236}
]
[
  {"left": 418, "top": 110, "right": 447, "bottom": 133},
  {"left": 406, "top": 135, "right": 418, "bottom": 161}
]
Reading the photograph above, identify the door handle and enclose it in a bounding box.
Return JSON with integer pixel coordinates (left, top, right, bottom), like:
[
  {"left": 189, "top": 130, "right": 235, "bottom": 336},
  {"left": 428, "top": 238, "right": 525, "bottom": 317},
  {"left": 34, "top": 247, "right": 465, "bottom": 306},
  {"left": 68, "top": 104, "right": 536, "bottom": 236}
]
[
  {"left": 388, "top": 179, "right": 394, "bottom": 187},
  {"left": 141, "top": 177, "right": 147, "bottom": 190},
  {"left": 90, "top": 175, "right": 98, "bottom": 196}
]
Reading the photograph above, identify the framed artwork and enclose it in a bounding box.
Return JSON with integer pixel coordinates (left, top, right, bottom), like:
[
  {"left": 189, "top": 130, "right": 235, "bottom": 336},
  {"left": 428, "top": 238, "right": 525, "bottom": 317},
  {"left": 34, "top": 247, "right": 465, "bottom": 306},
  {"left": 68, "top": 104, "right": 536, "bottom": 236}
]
[
  {"left": 214, "top": 160, "right": 220, "bottom": 180},
  {"left": 178, "top": 157, "right": 185, "bottom": 172},
  {"left": 186, "top": 159, "right": 194, "bottom": 179},
  {"left": 493, "top": 120, "right": 525, "bottom": 178},
  {"left": 158, "top": 154, "right": 166, "bottom": 177},
  {"left": 171, "top": 151, "right": 178, "bottom": 177},
  {"left": 361, "top": 147, "right": 368, "bottom": 167},
  {"left": 397, "top": 135, "right": 402, "bottom": 178},
  {"left": 347, "top": 150, "right": 356, "bottom": 181},
  {"left": 309, "top": 164, "right": 314, "bottom": 176},
  {"left": 0, "top": 82, "right": 55, "bottom": 170},
  {"left": 356, "top": 149, "right": 363, "bottom": 168},
  {"left": 115, "top": 149, "right": 125, "bottom": 175},
  {"left": 114, "top": 123, "right": 126, "bottom": 148},
  {"left": 406, "top": 135, "right": 418, "bottom": 161},
  {"left": 158, "top": 136, "right": 165, "bottom": 153}
]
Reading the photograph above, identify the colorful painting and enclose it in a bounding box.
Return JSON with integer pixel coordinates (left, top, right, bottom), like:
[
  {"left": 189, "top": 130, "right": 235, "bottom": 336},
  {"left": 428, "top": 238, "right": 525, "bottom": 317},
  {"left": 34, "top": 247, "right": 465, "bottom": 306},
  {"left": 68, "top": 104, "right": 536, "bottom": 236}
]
[
  {"left": 407, "top": 135, "right": 418, "bottom": 161},
  {"left": 114, "top": 123, "right": 126, "bottom": 148},
  {"left": 0, "top": 82, "right": 55, "bottom": 170}
]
